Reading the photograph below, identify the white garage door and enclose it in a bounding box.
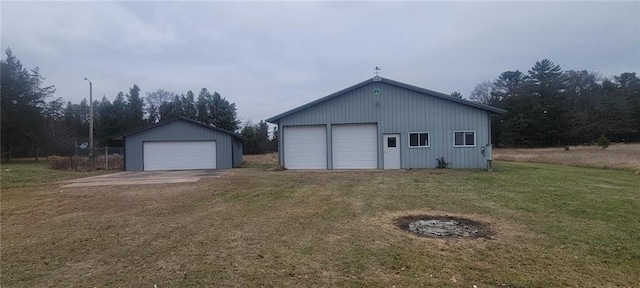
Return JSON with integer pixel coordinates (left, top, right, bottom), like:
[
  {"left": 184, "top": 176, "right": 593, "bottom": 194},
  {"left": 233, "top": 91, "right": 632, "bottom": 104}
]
[
  {"left": 284, "top": 126, "right": 327, "bottom": 169},
  {"left": 143, "top": 141, "right": 216, "bottom": 170},
  {"left": 332, "top": 124, "right": 378, "bottom": 169}
]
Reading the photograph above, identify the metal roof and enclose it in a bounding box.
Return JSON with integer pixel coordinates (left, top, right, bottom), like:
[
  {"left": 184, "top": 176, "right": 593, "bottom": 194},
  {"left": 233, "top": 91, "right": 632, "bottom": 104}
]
[
  {"left": 265, "top": 77, "right": 506, "bottom": 123},
  {"left": 114, "top": 117, "right": 246, "bottom": 141}
]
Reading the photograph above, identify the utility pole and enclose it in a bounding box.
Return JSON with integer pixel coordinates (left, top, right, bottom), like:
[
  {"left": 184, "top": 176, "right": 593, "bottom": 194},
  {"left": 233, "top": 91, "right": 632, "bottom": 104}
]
[{"left": 84, "top": 77, "right": 93, "bottom": 158}]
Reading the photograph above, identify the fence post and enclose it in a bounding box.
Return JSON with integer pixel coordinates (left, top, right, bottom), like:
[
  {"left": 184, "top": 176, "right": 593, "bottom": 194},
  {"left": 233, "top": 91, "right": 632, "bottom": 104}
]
[{"left": 105, "top": 147, "right": 109, "bottom": 170}]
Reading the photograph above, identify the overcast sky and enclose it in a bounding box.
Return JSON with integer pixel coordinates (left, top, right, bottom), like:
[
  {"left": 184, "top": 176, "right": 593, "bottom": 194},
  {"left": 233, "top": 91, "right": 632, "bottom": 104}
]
[{"left": 2, "top": 1, "right": 639, "bottom": 124}]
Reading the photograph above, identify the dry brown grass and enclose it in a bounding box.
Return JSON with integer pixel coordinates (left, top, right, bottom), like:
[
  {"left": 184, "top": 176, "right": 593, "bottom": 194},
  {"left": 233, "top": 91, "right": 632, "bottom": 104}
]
[
  {"left": 2, "top": 159, "right": 639, "bottom": 286},
  {"left": 240, "top": 152, "right": 279, "bottom": 169},
  {"left": 494, "top": 143, "right": 640, "bottom": 171},
  {"left": 242, "top": 152, "right": 278, "bottom": 165}
]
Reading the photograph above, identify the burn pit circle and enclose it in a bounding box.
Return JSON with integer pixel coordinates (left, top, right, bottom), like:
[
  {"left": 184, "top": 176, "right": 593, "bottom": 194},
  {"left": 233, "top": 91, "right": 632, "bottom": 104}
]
[{"left": 396, "top": 215, "right": 492, "bottom": 239}]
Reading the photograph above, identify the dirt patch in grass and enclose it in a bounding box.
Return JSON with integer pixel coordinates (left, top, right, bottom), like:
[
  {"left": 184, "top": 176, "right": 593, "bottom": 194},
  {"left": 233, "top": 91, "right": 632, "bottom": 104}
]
[{"left": 396, "top": 215, "right": 493, "bottom": 239}]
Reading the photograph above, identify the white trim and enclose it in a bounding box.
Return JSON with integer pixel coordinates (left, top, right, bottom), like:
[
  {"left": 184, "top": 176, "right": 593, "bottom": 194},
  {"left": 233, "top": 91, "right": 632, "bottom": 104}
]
[
  {"left": 453, "top": 130, "right": 477, "bottom": 147},
  {"left": 408, "top": 131, "right": 430, "bottom": 148}
]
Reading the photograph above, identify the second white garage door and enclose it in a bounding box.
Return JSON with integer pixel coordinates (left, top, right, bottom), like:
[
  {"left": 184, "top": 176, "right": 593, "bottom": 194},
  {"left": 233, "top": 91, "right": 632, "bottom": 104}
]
[
  {"left": 143, "top": 141, "right": 216, "bottom": 170},
  {"left": 332, "top": 124, "right": 378, "bottom": 169},
  {"left": 284, "top": 125, "right": 327, "bottom": 169}
]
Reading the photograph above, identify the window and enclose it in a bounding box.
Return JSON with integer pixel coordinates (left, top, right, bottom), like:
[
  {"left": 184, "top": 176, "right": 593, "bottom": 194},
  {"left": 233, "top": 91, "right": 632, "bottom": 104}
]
[
  {"left": 387, "top": 137, "right": 397, "bottom": 148},
  {"left": 409, "top": 132, "right": 429, "bottom": 147},
  {"left": 454, "top": 131, "right": 475, "bottom": 147}
]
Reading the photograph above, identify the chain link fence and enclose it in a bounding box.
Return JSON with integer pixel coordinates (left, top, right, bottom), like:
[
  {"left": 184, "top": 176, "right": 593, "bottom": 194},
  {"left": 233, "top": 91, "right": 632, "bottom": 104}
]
[
  {"left": 78, "top": 147, "right": 124, "bottom": 170},
  {"left": 49, "top": 147, "right": 124, "bottom": 171}
]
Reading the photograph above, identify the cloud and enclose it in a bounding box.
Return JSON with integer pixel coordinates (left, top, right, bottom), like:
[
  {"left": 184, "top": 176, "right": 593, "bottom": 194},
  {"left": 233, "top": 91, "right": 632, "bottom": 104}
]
[{"left": 2, "top": 1, "right": 638, "bottom": 123}]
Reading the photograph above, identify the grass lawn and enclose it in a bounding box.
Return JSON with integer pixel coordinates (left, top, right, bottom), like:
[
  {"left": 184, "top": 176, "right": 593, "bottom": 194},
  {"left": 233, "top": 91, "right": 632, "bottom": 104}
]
[
  {"left": 1, "top": 158, "right": 639, "bottom": 287},
  {"left": 1, "top": 161, "right": 114, "bottom": 189}
]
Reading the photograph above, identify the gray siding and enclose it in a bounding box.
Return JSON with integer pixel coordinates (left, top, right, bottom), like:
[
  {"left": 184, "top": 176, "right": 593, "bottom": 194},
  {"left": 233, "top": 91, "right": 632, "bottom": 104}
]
[
  {"left": 232, "top": 139, "right": 243, "bottom": 167},
  {"left": 124, "top": 120, "right": 239, "bottom": 170},
  {"left": 277, "top": 82, "right": 492, "bottom": 169}
]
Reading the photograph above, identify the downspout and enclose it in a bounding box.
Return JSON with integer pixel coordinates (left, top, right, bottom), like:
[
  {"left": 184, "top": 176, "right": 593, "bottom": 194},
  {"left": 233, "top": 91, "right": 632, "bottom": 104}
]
[
  {"left": 279, "top": 122, "right": 284, "bottom": 167},
  {"left": 486, "top": 113, "right": 493, "bottom": 171},
  {"left": 122, "top": 137, "right": 127, "bottom": 171}
]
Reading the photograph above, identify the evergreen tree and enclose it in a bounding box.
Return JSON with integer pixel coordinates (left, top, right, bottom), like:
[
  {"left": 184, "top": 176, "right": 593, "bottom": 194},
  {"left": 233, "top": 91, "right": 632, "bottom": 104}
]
[
  {"left": 210, "top": 92, "right": 240, "bottom": 131},
  {"left": 450, "top": 91, "right": 463, "bottom": 98},
  {"left": 255, "top": 120, "right": 270, "bottom": 154},
  {"left": 63, "top": 99, "right": 89, "bottom": 140},
  {"left": 1, "top": 48, "right": 55, "bottom": 160},
  {"left": 527, "top": 59, "right": 567, "bottom": 146},
  {"left": 195, "top": 88, "right": 240, "bottom": 132},
  {"left": 182, "top": 90, "right": 197, "bottom": 119},
  {"left": 490, "top": 70, "right": 527, "bottom": 146},
  {"left": 196, "top": 88, "right": 210, "bottom": 123},
  {"left": 270, "top": 126, "right": 279, "bottom": 152},
  {"left": 172, "top": 95, "right": 184, "bottom": 118},
  {"left": 240, "top": 121, "right": 258, "bottom": 154},
  {"left": 39, "top": 97, "right": 69, "bottom": 154},
  {"left": 127, "top": 84, "right": 144, "bottom": 128},
  {"left": 95, "top": 92, "right": 129, "bottom": 145}
]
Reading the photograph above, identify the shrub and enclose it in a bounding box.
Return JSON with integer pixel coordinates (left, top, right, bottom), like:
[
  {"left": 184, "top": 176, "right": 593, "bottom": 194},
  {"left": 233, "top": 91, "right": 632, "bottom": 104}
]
[
  {"left": 49, "top": 155, "right": 123, "bottom": 171},
  {"left": 49, "top": 157, "right": 77, "bottom": 170},
  {"left": 596, "top": 135, "right": 611, "bottom": 150},
  {"left": 436, "top": 157, "right": 450, "bottom": 169},
  {"left": 94, "top": 154, "right": 123, "bottom": 170}
]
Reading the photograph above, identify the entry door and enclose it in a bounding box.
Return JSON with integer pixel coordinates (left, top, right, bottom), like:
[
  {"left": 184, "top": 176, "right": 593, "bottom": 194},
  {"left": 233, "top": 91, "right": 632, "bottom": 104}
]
[{"left": 383, "top": 134, "right": 401, "bottom": 169}]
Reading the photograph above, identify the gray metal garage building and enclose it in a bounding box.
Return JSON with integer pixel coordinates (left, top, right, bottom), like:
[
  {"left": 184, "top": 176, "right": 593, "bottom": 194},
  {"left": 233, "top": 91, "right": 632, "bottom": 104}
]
[
  {"left": 266, "top": 76, "right": 506, "bottom": 170},
  {"left": 117, "top": 117, "right": 244, "bottom": 171}
]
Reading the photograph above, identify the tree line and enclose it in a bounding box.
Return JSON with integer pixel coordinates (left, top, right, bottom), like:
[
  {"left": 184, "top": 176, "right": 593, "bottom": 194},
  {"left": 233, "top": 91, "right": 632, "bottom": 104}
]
[
  {"left": 1, "top": 49, "right": 246, "bottom": 160},
  {"left": 3, "top": 49, "right": 638, "bottom": 160},
  {"left": 469, "top": 59, "right": 639, "bottom": 147}
]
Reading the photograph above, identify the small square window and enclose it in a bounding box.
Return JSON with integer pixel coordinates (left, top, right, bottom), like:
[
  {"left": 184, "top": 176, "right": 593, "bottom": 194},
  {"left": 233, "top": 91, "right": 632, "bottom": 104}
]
[
  {"left": 387, "top": 137, "right": 397, "bottom": 148},
  {"left": 409, "top": 132, "right": 429, "bottom": 147}
]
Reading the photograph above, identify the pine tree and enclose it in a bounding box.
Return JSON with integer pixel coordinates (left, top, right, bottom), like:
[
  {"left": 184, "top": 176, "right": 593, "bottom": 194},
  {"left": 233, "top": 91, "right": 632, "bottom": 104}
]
[
  {"left": 127, "top": 84, "right": 144, "bottom": 128},
  {"left": 1, "top": 48, "right": 55, "bottom": 160}
]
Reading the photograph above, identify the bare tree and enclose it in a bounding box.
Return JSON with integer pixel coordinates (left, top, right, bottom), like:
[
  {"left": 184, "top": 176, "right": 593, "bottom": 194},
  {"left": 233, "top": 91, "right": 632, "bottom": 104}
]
[
  {"left": 470, "top": 81, "right": 498, "bottom": 105},
  {"left": 145, "top": 89, "right": 177, "bottom": 123}
]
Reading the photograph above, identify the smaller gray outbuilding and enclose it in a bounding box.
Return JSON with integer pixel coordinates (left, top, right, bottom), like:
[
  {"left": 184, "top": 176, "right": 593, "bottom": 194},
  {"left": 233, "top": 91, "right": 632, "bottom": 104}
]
[{"left": 116, "top": 117, "right": 244, "bottom": 171}]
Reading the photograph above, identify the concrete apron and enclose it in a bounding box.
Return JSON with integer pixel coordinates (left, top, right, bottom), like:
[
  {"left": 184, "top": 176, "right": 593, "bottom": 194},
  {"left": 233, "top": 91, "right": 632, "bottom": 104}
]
[{"left": 60, "top": 170, "right": 227, "bottom": 187}]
